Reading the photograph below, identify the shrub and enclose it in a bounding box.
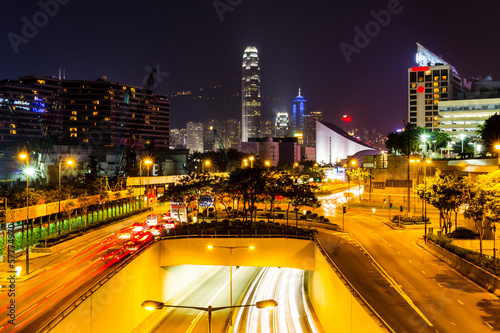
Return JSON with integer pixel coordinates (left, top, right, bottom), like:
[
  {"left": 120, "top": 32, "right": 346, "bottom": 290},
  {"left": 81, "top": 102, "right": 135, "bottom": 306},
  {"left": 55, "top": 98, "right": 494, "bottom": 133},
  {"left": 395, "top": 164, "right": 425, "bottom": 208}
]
[
  {"left": 448, "top": 227, "right": 478, "bottom": 239},
  {"left": 277, "top": 213, "right": 284, "bottom": 219},
  {"left": 323, "top": 218, "right": 329, "bottom": 222},
  {"left": 299, "top": 215, "right": 306, "bottom": 220},
  {"left": 312, "top": 213, "right": 318, "bottom": 219}
]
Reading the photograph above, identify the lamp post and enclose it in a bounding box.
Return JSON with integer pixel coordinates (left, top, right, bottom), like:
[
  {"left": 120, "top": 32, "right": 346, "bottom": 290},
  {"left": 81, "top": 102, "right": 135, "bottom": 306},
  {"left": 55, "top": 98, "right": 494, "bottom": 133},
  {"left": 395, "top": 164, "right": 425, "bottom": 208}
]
[
  {"left": 249, "top": 156, "right": 254, "bottom": 168},
  {"left": 204, "top": 160, "right": 210, "bottom": 174},
  {"left": 142, "top": 299, "right": 277, "bottom": 333},
  {"left": 495, "top": 144, "right": 500, "bottom": 168},
  {"left": 243, "top": 159, "right": 248, "bottom": 169},
  {"left": 207, "top": 244, "right": 255, "bottom": 327},
  {"left": 459, "top": 134, "right": 466, "bottom": 154},
  {"left": 19, "top": 152, "right": 33, "bottom": 275},
  {"left": 423, "top": 158, "right": 431, "bottom": 243},
  {"left": 293, "top": 162, "right": 298, "bottom": 175},
  {"left": 58, "top": 157, "right": 74, "bottom": 235},
  {"left": 265, "top": 160, "right": 270, "bottom": 171},
  {"left": 144, "top": 159, "right": 152, "bottom": 207}
]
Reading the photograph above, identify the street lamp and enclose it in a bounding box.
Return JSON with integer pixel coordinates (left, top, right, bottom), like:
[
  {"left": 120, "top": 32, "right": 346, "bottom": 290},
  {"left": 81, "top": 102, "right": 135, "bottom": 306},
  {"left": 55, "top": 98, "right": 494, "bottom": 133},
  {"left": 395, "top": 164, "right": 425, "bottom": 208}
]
[
  {"left": 207, "top": 244, "right": 255, "bottom": 327},
  {"left": 58, "top": 156, "right": 74, "bottom": 235},
  {"left": 249, "top": 156, "right": 254, "bottom": 168},
  {"left": 423, "top": 158, "right": 431, "bottom": 243},
  {"left": 495, "top": 144, "right": 500, "bottom": 168},
  {"left": 293, "top": 162, "right": 298, "bottom": 175},
  {"left": 421, "top": 134, "right": 429, "bottom": 154},
  {"left": 142, "top": 298, "right": 277, "bottom": 333},
  {"left": 243, "top": 159, "right": 248, "bottom": 168},
  {"left": 459, "top": 134, "right": 466, "bottom": 154},
  {"left": 265, "top": 160, "right": 270, "bottom": 171},
  {"left": 19, "top": 152, "right": 34, "bottom": 275},
  {"left": 204, "top": 160, "right": 210, "bottom": 174},
  {"left": 144, "top": 159, "right": 152, "bottom": 207}
]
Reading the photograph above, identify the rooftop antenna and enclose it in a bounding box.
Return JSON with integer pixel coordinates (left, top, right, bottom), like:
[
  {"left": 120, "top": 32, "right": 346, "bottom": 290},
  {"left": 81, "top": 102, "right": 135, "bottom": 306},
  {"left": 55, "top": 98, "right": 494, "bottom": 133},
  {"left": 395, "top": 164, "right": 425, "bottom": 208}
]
[
  {"left": 298, "top": 86, "right": 301, "bottom": 97},
  {"left": 63, "top": 68, "right": 66, "bottom": 80}
]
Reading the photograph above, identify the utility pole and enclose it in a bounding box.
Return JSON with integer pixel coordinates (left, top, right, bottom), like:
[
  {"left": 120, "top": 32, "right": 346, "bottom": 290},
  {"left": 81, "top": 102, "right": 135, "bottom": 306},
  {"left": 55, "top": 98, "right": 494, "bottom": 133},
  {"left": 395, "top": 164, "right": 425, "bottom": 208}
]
[{"left": 406, "top": 118, "right": 411, "bottom": 215}]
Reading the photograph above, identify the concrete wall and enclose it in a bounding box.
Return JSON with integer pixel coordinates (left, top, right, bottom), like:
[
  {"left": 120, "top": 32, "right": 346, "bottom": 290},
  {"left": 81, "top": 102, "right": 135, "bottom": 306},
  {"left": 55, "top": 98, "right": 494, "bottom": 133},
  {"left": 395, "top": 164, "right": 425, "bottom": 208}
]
[
  {"left": 309, "top": 246, "right": 386, "bottom": 333},
  {"left": 159, "top": 238, "right": 316, "bottom": 270},
  {"left": 426, "top": 241, "right": 500, "bottom": 296}
]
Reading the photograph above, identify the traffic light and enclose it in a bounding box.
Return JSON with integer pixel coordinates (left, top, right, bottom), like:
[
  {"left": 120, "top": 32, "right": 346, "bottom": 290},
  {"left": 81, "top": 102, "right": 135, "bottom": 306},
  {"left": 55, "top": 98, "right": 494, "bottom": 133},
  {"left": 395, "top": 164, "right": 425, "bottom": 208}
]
[
  {"left": 342, "top": 206, "right": 347, "bottom": 214},
  {"left": 400, "top": 205, "right": 403, "bottom": 212},
  {"left": 383, "top": 198, "right": 386, "bottom": 204},
  {"left": 389, "top": 203, "right": 393, "bottom": 209}
]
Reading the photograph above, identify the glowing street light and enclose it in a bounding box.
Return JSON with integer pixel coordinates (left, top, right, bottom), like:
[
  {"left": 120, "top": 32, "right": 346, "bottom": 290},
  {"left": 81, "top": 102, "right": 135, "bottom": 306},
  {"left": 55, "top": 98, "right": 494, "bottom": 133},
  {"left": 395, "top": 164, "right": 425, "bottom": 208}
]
[
  {"left": 265, "top": 160, "right": 270, "bottom": 170},
  {"left": 19, "top": 151, "right": 31, "bottom": 275},
  {"left": 207, "top": 244, "right": 255, "bottom": 327},
  {"left": 142, "top": 298, "right": 277, "bottom": 333},
  {"left": 249, "top": 156, "right": 254, "bottom": 168},
  {"left": 58, "top": 156, "right": 75, "bottom": 237},
  {"left": 459, "top": 134, "right": 466, "bottom": 154},
  {"left": 204, "top": 160, "right": 211, "bottom": 174}
]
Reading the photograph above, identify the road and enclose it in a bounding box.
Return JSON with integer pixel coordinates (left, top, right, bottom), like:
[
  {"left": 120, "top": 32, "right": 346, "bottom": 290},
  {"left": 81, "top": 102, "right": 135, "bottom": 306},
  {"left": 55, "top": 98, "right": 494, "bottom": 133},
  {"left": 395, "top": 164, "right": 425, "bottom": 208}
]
[
  {"left": 0, "top": 208, "right": 165, "bottom": 333},
  {"left": 316, "top": 189, "right": 500, "bottom": 332},
  {"left": 151, "top": 266, "right": 261, "bottom": 333},
  {"left": 234, "top": 267, "right": 320, "bottom": 333}
]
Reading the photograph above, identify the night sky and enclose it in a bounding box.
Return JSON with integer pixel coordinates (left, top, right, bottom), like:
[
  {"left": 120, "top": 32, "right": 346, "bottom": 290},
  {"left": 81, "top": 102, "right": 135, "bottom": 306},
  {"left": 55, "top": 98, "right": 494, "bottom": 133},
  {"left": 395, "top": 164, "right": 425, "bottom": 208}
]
[{"left": 1, "top": 0, "right": 499, "bottom": 135}]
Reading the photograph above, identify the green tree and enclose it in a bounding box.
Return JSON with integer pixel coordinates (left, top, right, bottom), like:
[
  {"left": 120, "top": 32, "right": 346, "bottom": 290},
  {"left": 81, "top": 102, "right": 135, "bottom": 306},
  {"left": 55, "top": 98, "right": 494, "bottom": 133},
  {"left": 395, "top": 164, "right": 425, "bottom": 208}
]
[
  {"left": 385, "top": 125, "right": 427, "bottom": 155},
  {"left": 346, "top": 168, "right": 372, "bottom": 200},
  {"left": 416, "top": 170, "right": 466, "bottom": 234},
  {"left": 464, "top": 170, "right": 500, "bottom": 255}
]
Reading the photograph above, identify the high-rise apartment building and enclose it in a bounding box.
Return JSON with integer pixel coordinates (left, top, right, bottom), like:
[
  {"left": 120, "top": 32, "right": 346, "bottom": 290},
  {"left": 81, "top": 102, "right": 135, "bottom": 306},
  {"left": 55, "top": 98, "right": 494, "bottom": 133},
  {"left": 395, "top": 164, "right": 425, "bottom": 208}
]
[
  {"left": 186, "top": 122, "right": 204, "bottom": 153},
  {"left": 205, "top": 119, "right": 241, "bottom": 151},
  {"left": 408, "top": 43, "right": 471, "bottom": 131},
  {"left": 292, "top": 88, "right": 307, "bottom": 144},
  {"left": 275, "top": 112, "right": 290, "bottom": 137},
  {"left": 241, "top": 46, "right": 261, "bottom": 142},
  {"left": 0, "top": 75, "right": 170, "bottom": 149},
  {"left": 304, "top": 110, "right": 323, "bottom": 147}
]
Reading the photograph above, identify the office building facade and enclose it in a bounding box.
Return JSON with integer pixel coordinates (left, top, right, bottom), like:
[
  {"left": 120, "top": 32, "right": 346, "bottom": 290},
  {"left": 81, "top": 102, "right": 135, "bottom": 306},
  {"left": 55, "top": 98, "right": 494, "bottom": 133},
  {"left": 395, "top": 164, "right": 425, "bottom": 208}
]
[
  {"left": 304, "top": 110, "right": 323, "bottom": 147},
  {"left": 241, "top": 46, "right": 262, "bottom": 142},
  {"left": 275, "top": 112, "right": 290, "bottom": 138},
  {"left": 408, "top": 43, "right": 471, "bottom": 131},
  {"left": 186, "top": 122, "right": 204, "bottom": 153}
]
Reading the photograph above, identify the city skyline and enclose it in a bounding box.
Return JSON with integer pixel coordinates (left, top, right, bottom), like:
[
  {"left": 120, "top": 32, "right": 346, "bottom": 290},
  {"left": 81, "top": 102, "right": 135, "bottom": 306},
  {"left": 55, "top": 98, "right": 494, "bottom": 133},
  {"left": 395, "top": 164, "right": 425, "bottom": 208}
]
[{"left": 1, "top": 1, "right": 500, "bottom": 136}]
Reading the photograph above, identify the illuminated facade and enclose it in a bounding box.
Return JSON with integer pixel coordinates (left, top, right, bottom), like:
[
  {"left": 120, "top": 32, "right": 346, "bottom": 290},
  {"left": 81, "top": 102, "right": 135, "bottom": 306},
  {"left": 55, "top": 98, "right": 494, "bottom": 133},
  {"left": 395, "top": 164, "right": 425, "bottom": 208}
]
[
  {"left": 275, "top": 112, "right": 290, "bottom": 137},
  {"left": 438, "top": 98, "right": 500, "bottom": 139},
  {"left": 408, "top": 43, "right": 471, "bottom": 130},
  {"left": 292, "top": 88, "right": 306, "bottom": 143},
  {"left": 241, "top": 46, "right": 262, "bottom": 142}
]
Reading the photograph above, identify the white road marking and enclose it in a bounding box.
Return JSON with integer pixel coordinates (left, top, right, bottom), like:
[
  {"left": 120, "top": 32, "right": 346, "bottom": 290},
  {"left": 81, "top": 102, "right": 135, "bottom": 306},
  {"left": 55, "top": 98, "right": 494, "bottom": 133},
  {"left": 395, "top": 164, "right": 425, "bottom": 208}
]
[
  {"left": 485, "top": 322, "right": 493, "bottom": 329},
  {"left": 457, "top": 300, "right": 464, "bottom": 305}
]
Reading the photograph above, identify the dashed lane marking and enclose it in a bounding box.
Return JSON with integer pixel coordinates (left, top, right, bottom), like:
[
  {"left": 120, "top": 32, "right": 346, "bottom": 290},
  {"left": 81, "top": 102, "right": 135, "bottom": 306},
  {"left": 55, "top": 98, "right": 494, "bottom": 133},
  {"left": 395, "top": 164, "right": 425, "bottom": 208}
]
[{"left": 457, "top": 300, "right": 464, "bottom": 305}]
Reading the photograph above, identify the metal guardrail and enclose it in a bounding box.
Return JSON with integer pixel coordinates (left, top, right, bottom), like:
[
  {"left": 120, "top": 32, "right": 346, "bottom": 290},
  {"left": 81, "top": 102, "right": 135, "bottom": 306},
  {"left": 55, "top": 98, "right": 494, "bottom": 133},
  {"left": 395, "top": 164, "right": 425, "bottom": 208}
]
[{"left": 314, "top": 238, "right": 394, "bottom": 333}]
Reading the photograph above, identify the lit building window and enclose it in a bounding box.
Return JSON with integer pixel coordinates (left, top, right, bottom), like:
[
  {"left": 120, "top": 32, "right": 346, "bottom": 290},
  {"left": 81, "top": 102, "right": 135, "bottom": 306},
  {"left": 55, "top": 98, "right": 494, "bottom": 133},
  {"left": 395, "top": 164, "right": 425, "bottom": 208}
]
[
  {"left": 93, "top": 111, "right": 98, "bottom": 115},
  {"left": 10, "top": 124, "right": 15, "bottom": 128},
  {"left": 93, "top": 101, "right": 99, "bottom": 105},
  {"left": 10, "top": 130, "right": 16, "bottom": 134},
  {"left": 71, "top": 100, "right": 75, "bottom": 104},
  {"left": 442, "top": 87, "right": 447, "bottom": 92},
  {"left": 433, "top": 88, "right": 439, "bottom": 93},
  {"left": 70, "top": 116, "right": 77, "bottom": 121},
  {"left": 83, "top": 138, "right": 89, "bottom": 142},
  {"left": 71, "top": 111, "right": 77, "bottom": 115},
  {"left": 442, "top": 76, "right": 447, "bottom": 80},
  {"left": 433, "top": 82, "right": 439, "bottom": 87},
  {"left": 69, "top": 127, "right": 77, "bottom": 131},
  {"left": 434, "top": 76, "right": 439, "bottom": 81},
  {"left": 70, "top": 133, "right": 77, "bottom": 137},
  {"left": 104, "top": 117, "right": 110, "bottom": 121},
  {"left": 32, "top": 90, "right": 38, "bottom": 95},
  {"left": 37, "top": 80, "right": 45, "bottom": 84}
]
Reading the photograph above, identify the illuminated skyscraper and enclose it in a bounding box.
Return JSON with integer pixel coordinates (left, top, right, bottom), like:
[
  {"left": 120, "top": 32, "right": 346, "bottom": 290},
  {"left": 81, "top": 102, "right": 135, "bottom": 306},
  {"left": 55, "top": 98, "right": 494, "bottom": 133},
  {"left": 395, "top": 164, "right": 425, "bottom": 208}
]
[
  {"left": 292, "top": 87, "right": 307, "bottom": 144},
  {"left": 241, "top": 46, "right": 261, "bottom": 142}
]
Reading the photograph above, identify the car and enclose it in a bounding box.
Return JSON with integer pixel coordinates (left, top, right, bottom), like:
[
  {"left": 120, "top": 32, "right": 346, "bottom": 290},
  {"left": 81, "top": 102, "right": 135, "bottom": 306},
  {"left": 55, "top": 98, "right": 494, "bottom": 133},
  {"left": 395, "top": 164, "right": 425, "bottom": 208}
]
[
  {"left": 118, "top": 227, "right": 133, "bottom": 240},
  {"left": 131, "top": 222, "right": 145, "bottom": 233},
  {"left": 124, "top": 232, "right": 154, "bottom": 252},
  {"left": 148, "top": 225, "right": 162, "bottom": 237},
  {"left": 101, "top": 246, "right": 129, "bottom": 265},
  {"left": 145, "top": 214, "right": 159, "bottom": 226},
  {"left": 162, "top": 219, "right": 176, "bottom": 230}
]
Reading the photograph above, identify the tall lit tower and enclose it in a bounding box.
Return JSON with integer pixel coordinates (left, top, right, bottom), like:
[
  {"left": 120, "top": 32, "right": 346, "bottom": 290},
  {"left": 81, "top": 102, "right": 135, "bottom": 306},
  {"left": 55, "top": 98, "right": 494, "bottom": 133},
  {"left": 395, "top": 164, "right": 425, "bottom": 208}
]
[
  {"left": 292, "top": 87, "right": 307, "bottom": 143},
  {"left": 241, "top": 46, "right": 261, "bottom": 142}
]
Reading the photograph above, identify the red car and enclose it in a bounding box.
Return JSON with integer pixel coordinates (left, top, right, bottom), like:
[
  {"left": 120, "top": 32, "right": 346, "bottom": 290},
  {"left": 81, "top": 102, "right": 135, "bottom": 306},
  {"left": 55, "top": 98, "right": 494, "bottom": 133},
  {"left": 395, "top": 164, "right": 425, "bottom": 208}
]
[{"left": 101, "top": 246, "right": 129, "bottom": 265}]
